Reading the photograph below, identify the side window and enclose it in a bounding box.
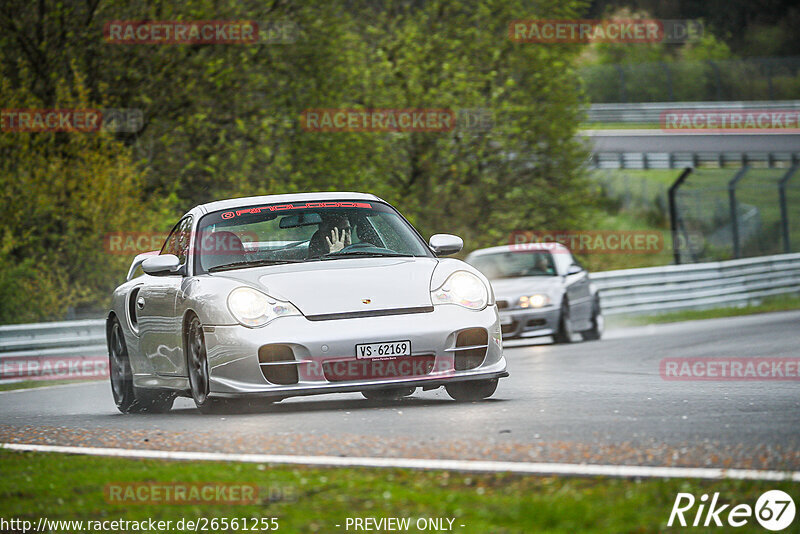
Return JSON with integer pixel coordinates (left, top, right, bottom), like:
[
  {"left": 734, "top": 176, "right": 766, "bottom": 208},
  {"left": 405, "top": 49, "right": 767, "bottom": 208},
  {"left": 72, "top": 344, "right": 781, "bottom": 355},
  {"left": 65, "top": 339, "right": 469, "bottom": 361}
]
[{"left": 160, "top": 217, "right": 193, "bottom": 266}]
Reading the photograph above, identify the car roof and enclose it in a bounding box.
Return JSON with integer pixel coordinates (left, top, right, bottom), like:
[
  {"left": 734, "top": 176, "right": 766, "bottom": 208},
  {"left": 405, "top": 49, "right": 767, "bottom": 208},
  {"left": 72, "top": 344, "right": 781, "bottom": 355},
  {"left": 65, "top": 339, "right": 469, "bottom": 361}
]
[
  {"left": 467, "top": 243, "right": 570, "bottom": 257},
  {"left": 192, "top": 191, "right": 384, "bottom": 215}
]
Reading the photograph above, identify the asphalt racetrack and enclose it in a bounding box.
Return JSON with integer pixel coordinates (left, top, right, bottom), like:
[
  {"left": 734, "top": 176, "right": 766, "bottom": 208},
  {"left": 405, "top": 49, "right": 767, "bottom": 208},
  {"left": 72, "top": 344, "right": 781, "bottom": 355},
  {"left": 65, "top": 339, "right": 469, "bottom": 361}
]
[{"left": 1, "top": 311, "right": 798, "bottom": 471}]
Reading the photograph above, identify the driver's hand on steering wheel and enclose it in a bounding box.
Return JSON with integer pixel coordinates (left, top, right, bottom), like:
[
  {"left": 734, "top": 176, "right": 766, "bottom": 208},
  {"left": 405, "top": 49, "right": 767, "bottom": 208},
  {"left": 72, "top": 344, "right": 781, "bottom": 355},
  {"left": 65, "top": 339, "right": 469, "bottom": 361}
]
[{"left": 325, "top": 227, "right": 351, "bottom": 253}]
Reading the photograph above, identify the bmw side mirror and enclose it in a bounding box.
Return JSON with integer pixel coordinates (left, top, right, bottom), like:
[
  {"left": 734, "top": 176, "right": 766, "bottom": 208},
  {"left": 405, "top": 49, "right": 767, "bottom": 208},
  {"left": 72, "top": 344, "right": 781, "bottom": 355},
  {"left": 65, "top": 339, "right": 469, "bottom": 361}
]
[
  {"left": 429, "top": 234, "right": 463, "bottom": 256},
  {"left": 566, "top": 264, "right": 583, "bottom": 275},
  {"left": 142, "top": 254, "right": 182, "bottom": 276}
]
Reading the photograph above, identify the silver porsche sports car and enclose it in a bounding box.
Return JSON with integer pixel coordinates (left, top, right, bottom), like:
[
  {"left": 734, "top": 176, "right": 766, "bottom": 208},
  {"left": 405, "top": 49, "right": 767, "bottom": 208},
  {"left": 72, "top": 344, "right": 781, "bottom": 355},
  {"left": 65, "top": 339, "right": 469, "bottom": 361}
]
[
  {"left": 107, "top": 192, "right": 507, "bottom": 413},
  {"left": 466, "top": 243, "right": 603, "bottom": 343}
]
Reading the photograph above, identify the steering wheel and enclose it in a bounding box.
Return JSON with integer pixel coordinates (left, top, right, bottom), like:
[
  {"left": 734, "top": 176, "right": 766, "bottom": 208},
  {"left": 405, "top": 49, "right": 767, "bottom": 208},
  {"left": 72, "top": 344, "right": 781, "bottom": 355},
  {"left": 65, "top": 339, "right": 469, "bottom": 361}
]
[{"left": 338, "top": 242, "right": 378, "bottom": 253}]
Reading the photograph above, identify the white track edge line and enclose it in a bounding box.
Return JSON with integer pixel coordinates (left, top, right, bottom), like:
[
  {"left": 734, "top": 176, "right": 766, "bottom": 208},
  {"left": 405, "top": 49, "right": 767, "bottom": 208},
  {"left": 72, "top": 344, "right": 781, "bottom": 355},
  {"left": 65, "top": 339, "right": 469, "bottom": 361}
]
[{"left": 2, "top": 443, "right": 798, "bottom": 481}]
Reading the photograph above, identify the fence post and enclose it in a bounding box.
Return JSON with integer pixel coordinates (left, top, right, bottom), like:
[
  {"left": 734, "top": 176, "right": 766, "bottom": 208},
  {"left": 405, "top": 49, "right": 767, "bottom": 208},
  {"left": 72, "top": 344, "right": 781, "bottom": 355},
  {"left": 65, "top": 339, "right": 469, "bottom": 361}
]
[
  {"left": 708, "top": 60, "right": 722, "bottom": 101},
  {"left": 728, "top": 166, "right": 750, "bottom": 259},
  {"left": 767, "top": 60, "right": 774, "bottom": 100},
  {"left": 779, "top": 164, "right": 799, "bottom": 253},
  {"left": 662, "top": 62, "right": 674, "bottom": 101},
  {"left": 669, "top": 167, "right": 693, "bottom": 264}
]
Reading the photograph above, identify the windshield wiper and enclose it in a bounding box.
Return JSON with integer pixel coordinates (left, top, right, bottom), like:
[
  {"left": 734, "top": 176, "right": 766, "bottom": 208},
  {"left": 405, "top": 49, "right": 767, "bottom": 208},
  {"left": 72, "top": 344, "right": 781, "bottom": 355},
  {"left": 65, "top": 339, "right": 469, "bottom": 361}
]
[
  {"left": 318, "top": 251, "right": 413, "bottom": 260},
  {"left": 207, "top": 258, "right": 304, "bottom": 272}
]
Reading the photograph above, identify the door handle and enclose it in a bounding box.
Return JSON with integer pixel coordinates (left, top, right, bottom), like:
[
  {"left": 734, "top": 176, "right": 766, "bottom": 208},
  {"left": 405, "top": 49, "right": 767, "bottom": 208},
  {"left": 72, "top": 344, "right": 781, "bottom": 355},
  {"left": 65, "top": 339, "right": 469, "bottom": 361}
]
[{"left": 136, "top": 296, "right": 145, "bottom": 310}]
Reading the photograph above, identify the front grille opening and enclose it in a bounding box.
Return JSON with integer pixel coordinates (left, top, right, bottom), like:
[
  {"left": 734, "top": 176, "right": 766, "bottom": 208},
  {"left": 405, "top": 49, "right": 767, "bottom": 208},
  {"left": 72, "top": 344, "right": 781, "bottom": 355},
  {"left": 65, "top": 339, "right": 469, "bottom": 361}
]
[
  {"left": 258, "top": 344, "right": 298, "bottom": 385},
  {"left": 496, "top": 300, "right": 509, "bottom": 309},
  {"left": 501, "top": 322, "right": 516, "bottom": 334},
  {"left": 454, "top": 328, "right": 488, "bottom": 370},
  {"left": 322, "top": 355, "right": 435, "bottom": 382}
]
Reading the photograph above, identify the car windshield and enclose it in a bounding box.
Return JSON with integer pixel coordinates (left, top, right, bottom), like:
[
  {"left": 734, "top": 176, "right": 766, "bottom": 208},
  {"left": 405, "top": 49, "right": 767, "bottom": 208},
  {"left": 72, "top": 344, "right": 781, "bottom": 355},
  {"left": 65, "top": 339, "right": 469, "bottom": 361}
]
[
  {"left": 469, "top": 250, "right": 557, "bottom": 279},
  {"left": 195, "top": 200, "right": 432, "bottom": 273}
]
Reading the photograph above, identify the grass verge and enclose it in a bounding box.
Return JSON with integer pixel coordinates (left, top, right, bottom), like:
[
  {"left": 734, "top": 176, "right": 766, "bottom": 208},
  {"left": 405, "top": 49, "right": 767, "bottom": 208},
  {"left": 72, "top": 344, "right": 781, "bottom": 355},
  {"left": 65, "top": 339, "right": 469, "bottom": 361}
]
[
  {"left": 0, "top": 450, "right": 797, "bottom": 533},
  {"left": 609, "top": 294, "right": 800, "bottom": 327},
  {"left": 0, "top": 379, "right": 96, "bottom": 393}
]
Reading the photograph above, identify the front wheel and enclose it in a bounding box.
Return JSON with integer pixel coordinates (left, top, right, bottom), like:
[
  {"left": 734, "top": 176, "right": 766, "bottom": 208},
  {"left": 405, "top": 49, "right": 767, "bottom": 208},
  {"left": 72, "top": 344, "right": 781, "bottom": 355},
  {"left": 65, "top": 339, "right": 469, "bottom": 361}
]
[
  {"left": 445, "top": 379, "right": 498, "bottom": 401},
  {"left": 581, "top": 298, "right": 604, "bottom": 341},
  {"left": 186, "top": 316, "right": 224, "bottom": 414},
  {"left": 552, "top": 301, "right": 573, "bottom": 344}
]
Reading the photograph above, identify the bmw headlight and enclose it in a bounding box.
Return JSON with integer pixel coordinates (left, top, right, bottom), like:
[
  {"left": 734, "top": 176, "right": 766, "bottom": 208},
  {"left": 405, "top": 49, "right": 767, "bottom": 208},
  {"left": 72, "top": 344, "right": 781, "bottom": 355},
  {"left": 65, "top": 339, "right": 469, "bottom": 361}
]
[
  {"left": 227, "top": 287, "right": 301, "bottom": 327},
  {"left": 431, "top": 271, "right": 489, "bottom": 310},
  {"left": 519, "top": 294, "right": 550, "bottom": 308}
]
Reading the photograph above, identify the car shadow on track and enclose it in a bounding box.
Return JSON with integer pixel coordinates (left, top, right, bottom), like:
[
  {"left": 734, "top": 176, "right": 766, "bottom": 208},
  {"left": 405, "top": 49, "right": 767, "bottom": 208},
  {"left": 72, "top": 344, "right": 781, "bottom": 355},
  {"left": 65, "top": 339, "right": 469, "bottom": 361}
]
[{"left": 159, "top": 394, "right": 509, "bottom": 417}]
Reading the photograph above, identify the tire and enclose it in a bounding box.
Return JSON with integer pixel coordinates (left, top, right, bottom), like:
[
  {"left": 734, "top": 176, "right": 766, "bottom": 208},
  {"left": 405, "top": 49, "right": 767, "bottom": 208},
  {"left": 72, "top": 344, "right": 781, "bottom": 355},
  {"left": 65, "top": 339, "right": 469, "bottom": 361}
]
[
  {"left": 552, "top": 301, "right": 573, "bottom": 344},
  {"left": 361, "top": 387, "right": 415, "bottom": 400},
  {"left": 445, "top": 379, "right": 498, "bottom": 401},
  {"left": 108, "top": 317, "right": 174, "bottom": 414},
  {"left": 581, "top": 298, "right": 604, "bottom": 341},
  {"left": 186, "top": 315, "right": 224, "bottom": 414}
]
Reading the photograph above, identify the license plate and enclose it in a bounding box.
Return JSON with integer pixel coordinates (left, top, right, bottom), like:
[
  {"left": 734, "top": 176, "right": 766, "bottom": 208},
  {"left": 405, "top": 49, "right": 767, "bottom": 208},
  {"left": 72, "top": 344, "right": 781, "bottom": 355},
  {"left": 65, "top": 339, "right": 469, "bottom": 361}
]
[{"left": 355, "top": 340, "right": 411, "bottom": 359}]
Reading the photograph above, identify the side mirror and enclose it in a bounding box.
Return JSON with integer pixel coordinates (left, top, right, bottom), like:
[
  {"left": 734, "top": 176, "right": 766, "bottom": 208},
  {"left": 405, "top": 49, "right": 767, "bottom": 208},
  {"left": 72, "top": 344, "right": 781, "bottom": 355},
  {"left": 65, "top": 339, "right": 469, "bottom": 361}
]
[
  {"left": 566, "top": 264, "right": 583, "bottom": 275},
  {"left": 142, "top": 254, "right": 182, "bottom": 276},
  {"left": 429, "top": 234, "right": 463, "bottom": 256},
  {"left": 127, "top": 251, "right": 159, "bottom": 281}
]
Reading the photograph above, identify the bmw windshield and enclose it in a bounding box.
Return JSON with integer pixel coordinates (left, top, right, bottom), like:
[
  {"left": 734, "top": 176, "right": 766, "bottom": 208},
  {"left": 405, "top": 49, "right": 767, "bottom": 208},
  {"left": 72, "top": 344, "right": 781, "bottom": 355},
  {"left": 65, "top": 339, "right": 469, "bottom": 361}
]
[
  {"left": 470, "top": 250, "right": 557, "bottom": 280},
  {"left": 194, "top": 200, "right": 433, "bottom": 273}
]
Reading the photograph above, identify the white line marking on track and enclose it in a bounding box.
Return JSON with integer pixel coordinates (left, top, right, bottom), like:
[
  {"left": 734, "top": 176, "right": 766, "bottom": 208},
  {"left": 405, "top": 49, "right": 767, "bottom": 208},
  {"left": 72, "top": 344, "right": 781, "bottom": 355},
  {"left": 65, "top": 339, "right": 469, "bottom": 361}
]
[{"left": 2, "top": 442, "right": 798, "bottom": 481}]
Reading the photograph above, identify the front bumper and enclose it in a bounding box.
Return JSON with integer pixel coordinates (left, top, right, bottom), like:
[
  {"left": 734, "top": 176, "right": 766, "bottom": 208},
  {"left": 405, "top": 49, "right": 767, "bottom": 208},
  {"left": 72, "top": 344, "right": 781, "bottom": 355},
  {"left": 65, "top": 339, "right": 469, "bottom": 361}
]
[
  {"left": 499, "top": 307, "right": 560, "bottom": 339},
  {"left": 203, "top": 305, "right": 506, "bottom": 398}
]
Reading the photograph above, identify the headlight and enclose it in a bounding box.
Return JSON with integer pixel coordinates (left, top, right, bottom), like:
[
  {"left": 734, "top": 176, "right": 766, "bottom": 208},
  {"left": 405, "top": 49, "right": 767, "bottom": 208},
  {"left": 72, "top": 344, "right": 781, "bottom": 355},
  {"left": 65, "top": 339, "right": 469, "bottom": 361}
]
[
  {"left": 431, "top": 271, "right": 488, "bottom": 310},
  {"left": 227, "top": 287, "right": 301, "bottom": 327},
  {"left": 519, "top": 294, "right": 550, "bottom": 308}
]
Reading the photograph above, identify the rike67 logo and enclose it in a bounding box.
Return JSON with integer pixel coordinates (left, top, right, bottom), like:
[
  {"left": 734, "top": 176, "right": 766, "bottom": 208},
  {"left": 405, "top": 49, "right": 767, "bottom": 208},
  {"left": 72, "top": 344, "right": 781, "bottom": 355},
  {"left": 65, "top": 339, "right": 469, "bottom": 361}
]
[{"left": 668, "top": 490, "right": 795, "bottom": 531}]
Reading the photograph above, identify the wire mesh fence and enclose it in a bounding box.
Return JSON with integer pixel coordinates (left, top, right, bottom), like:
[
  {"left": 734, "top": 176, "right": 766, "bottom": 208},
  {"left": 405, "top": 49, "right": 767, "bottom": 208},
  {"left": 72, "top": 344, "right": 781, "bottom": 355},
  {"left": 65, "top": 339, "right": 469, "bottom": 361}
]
[{"left": 672, "top": 166, "right": 800, "bottom": 263}]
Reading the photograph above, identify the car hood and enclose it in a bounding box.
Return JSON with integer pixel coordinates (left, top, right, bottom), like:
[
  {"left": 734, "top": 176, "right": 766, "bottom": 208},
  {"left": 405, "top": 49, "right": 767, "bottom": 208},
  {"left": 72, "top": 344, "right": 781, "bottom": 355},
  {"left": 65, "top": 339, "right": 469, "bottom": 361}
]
[
  {"left": 489, "top": 276, "right": 562, "bottom": 302},
  {"left": 211, "top": 257, "right": 439, "bottom": 316}
]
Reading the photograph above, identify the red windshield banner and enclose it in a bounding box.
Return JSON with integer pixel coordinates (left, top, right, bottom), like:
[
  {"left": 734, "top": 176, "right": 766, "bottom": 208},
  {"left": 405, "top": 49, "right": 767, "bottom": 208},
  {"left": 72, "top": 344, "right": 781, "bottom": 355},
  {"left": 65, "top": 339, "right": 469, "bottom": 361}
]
[{"left": 221, "top": 201, "right": 372, "bottom": 220}]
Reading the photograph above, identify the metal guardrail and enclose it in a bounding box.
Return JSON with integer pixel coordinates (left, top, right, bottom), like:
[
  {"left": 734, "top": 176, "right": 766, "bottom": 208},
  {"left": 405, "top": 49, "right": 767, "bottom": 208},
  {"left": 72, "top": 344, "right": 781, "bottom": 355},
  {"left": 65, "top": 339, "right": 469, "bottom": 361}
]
[
  {"left": 0, "top": 319, "right": 107, "bottom": 382},
  {"left": 585, "top": 100, "right": 800, "bottom": 123},
  {"left": 1, "top": 253, "right": 799, "bottom": 381},
  {"left": 590, "top": 151, "right": 800, "bottom": 170},
  {"left": 585, "top": 101, "right": 800, "bottom": 168},
  {"left": 590, "top": 252, "right": 800, "bottom": 315}
]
